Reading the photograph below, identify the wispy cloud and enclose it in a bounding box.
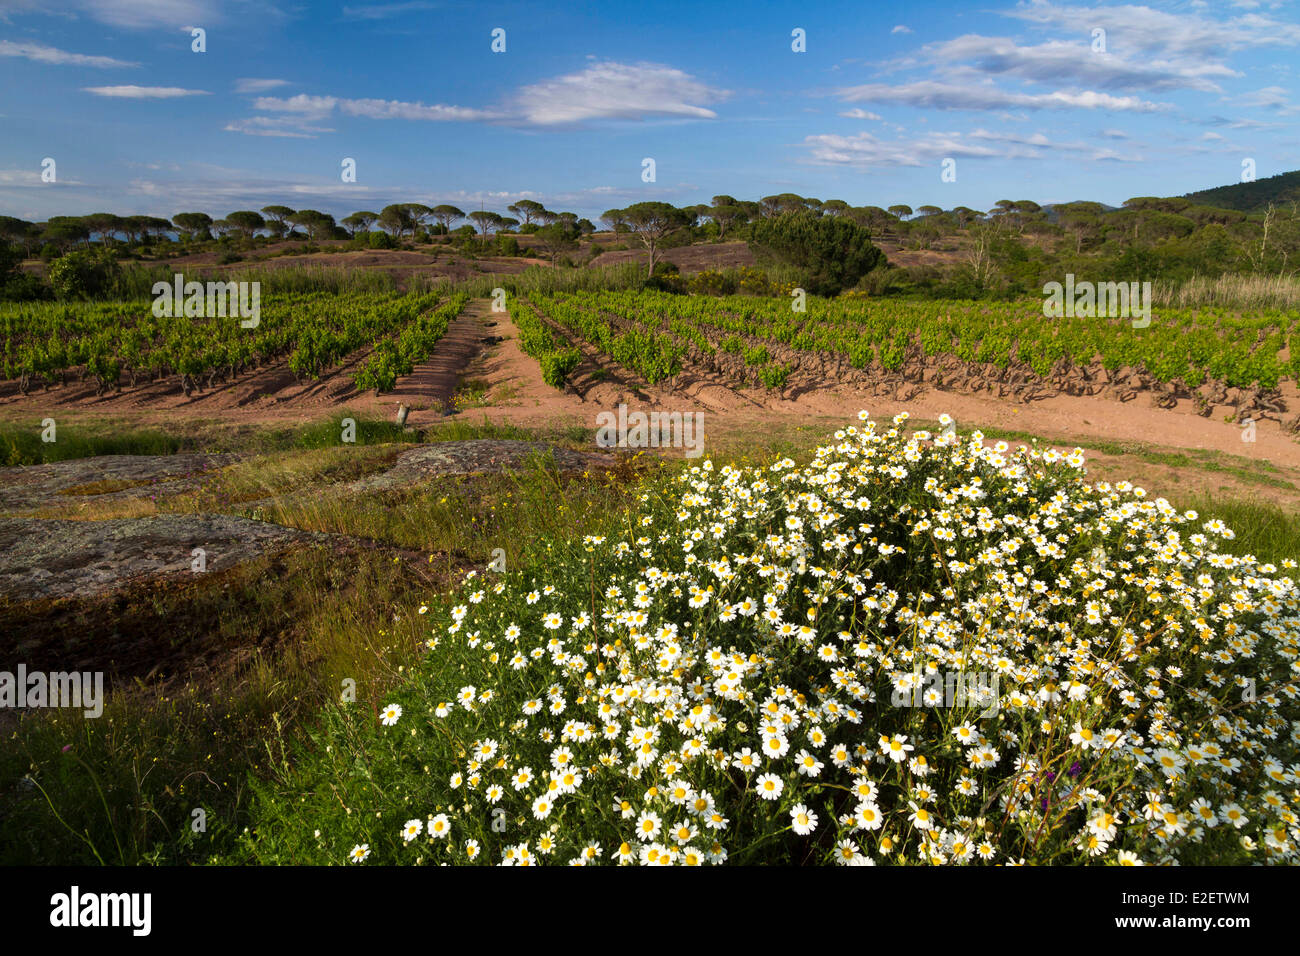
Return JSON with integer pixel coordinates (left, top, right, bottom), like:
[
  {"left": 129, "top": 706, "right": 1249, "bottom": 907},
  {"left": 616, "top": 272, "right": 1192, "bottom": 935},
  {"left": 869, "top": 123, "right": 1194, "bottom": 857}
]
[
  {"left": 84, "top": 85, "right": 211, "bottom": 98},
  {"left": 0, "top": 39, "right": 136, "bottom": 68},
  {"left": 341, "top": 1, "right": 440, "bottom": 19},
  {"left": 235, "top": 60, "right": 728, "bottom": 132},
  {"left": 0, "top": 167, "right": 85, "bottom": 188},
  {"left": 802, "top": 127, "right": 1141, "bottom": 168},
  {"left": 250, "top": 93, "right": 497, "bottom": 122},
  {"left": 802, "top": 131, "right": 1003, "bottom": 167},
  {"left": 1235, "top": 85, "right": 1299, "bottom": 114},
  {"left": 3, "top": 0, "right": 221, "bottom": 29},
  {"left": 1, "top": 0, "right": 289, "bottom": 30},
  {"left": 234, "top": 78, "right": 290, "bottom": 94},
  {"left": 223, "top": 116, "right": 335, "bottom": 138},
  {"left": 837, "top": 80, "right": 1166, "bottom": 113},
  {"left": 891, "top": 25, "right": 912, "bottom": 35},
  {"left": 913, "top": 34, "right": 1237, "bottom": 93},
  {"left": 1006, "top": 1, "right": 1300, "bottom": 57}
]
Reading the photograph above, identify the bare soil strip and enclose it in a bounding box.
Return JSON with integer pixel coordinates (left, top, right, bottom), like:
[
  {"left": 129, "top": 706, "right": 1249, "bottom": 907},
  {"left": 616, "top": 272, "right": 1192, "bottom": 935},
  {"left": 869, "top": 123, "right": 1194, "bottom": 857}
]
[{"left": 385, "top": 301, "right": 492, "bottom": 417}]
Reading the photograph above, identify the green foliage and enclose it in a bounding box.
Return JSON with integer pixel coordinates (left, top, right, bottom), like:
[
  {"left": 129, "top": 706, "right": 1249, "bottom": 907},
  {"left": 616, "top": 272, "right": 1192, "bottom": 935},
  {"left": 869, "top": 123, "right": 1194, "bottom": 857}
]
[
  {"left": 0, "top": 422, "right": 185, "bottom": 466},
  {"left": 756, "top": 361, "right": 790, "bottom": 388},
  {"left": 0, "top": 241, "right": 48, "bottom": 300},
  {"left": 47, "top": 247, "right": 121, "bottom": 300},
  {"left": 539, "top": 347, "right": 581, "bottom": 387},
  {"left": 0, "top": 290, "right": 466, "bottom": 398},
  {"left": 368, "top": 230, "right": 398, "bottom": 250},
  {"left": 747, "top": 212, "right": 884, "bottom": 297},
  {"left": 354, "top": 293, "right": 470, "bottom": 393},
  {"left": 508, "top": 297, "right": 584, "bottom": 388}
]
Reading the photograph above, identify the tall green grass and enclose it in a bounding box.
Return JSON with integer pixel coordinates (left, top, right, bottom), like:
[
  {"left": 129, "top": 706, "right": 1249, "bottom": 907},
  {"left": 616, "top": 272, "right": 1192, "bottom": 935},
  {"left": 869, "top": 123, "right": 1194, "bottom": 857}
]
[
  {"left": 0, "top": 414, "right": 594, "bottom": 467},
  {"left": 1151, "top": 272, "right": 1300, "bottom": 310},
  {"left": 0, "top": 548, "right": 434, "bottom": 865},
  {"left": 0, "top": 422, "right": 188, "bottom": 466},
  {"left": 434, "top": 262, "right": 647, "bottom": 297},
  {"left": 113, "top": 264, "right": 400, "bottom": 299}
]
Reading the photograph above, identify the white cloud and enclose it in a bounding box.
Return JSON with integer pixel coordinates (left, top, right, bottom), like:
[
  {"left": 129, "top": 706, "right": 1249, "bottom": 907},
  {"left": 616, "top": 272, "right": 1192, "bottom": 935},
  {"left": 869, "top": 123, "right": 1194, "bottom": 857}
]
[
  {"left": 512, "top": 61, "right": 728, "bottom": 125},
  {"left": 966, "top": 127, "right": 1052, "bottom": 146},
  {"left": 98, "top": 0, "right": 216, "bottom": 28},
  {"left": 1, "top": 0, "right": 288, "bottom": 30},
  {"left": 84, "top": 85, "right": 210, "bottom": 98},
  {"left": 891, "top": 25, "right": 912, "bottom": 35},
  {"left": 0, "top": 40, "right": 136, "bottom": 68},
  {"left": 250, "top": 93, "right": 496, "bottom": 122},
  {"left": 837, "top": 80, "right": 1166, "bottom": 113},
  {"left": 1088, "top": 148, "right": 1142, "bottom": 163},
  {"left": 1006, "top": 1, "right": 1300, "bottom": 57},
  {"left": 803, "top": 128, "right": 1142, "bottom": 167},
  {"left": 1201, "top": 115, "right": 1280, "bottom": 129},
  {"left": 0, "top": 168, "right": 46, "bottom": 187},
  {"left": 340, "top": 98, "right": 499, "bottom": 121},
  {"left": 916, "top": 33, "right": 1237, "bottom": 93},
  {"left": 802, "top": 131, "right": 1003, "bottom": 168},
  {"left": 234, "top": 78, "right": 290, "bottom": 94},
  {"left": 1235, "top": 85, "right": 1299, "bottom": 113},
  {"left": 840, "top": 108, "right": 883, "bottom": 120},
  {"left": 341, "top": 1, "right": 440, "bottom": 19},
  {"left": 240, "top": 61, "right": 727, "bottom": 130},
  {"left": 252, "top": 94, "right": 339, "bottom": 119},
  {"left": 224, "top": 116, "right": 335, "bottom": 138}
]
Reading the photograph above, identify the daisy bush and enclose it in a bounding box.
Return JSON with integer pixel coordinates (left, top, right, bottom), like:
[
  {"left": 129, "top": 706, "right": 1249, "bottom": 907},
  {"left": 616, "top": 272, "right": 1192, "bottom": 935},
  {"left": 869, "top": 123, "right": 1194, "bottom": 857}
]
[{"left": 234, "top": 412, "right": 1300, "bottom": 866}]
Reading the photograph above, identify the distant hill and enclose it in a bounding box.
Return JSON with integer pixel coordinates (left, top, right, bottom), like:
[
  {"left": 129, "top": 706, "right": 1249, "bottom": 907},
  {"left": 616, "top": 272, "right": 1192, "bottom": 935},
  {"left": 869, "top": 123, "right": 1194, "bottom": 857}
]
[{"left": 1181, "top": 170, "right": 1300, "bottom": 214}]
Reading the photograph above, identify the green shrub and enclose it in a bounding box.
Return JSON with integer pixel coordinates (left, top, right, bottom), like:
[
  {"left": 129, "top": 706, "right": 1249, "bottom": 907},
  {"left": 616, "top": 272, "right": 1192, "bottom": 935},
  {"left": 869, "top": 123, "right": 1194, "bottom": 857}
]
[
  {"left": 748, "top": 212, "right": 884, "bottom": 297},
  {"left": 47, "top": 247, "right": 121, "bottom": 300},
  {"left": 756, "top": 362, "right": 790, "bottom": 388},
  {"left": 539, "top": 347, "right": 581, "bottom": 388}
]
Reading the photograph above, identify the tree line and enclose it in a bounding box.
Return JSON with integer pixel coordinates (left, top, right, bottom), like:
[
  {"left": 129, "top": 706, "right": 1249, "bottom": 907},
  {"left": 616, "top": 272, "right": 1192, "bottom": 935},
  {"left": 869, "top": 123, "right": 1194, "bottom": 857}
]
[{"left": 3, "top": 184, "right": 1297, "bottom": 302}]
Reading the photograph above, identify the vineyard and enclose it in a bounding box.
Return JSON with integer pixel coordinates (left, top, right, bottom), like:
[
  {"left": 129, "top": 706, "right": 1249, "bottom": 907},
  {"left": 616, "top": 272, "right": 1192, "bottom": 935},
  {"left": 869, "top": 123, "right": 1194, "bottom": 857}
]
[
  {"left": 0, "top": 290, "right": 468, "bottom": 397},
  {"left": 5, "top": 287, "right": 1300, "bottom": 427},
  {"left": 508, "top": 289, "right": 1300, "bottom": 424}
]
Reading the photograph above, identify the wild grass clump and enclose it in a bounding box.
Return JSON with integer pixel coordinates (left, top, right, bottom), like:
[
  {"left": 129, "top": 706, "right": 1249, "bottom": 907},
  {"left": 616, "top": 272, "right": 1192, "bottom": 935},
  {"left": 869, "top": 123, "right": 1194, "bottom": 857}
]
[
  {"left": 0, "top": 549, "right": 430, "bottom": 865},
  {"left": 445, "top": 262, "right": 646, "bottom": 298},
  {"left": 225, "top": 412, "right": 1300, "bottom": 865},
  {"left": 113, "top": 264, "right": 399, "bottom": 299},
  {"left": 0, "top": 421, "right": 187, "bottom": 465},
  {"left": 1152, "top": 273, "right": 1300, "bottom": 310}
]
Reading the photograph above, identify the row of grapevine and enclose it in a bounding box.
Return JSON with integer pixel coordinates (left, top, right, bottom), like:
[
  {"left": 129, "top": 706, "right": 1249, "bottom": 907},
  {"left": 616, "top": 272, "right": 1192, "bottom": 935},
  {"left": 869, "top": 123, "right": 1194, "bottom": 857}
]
[
  {"left": 0, "top": 291, "right": 466, "bottom": 397},
  {"left": 354, "top": 293, "right": 469, "bottom": 392},
  {"left": 521, "top": 293, "right": 684, "bottom": 384},
  {"left": 542, "top": 289, "right": 1300, "bottom": 393},
  {"left": 505, "top": 298, "right": 581, "bottom": 388}
]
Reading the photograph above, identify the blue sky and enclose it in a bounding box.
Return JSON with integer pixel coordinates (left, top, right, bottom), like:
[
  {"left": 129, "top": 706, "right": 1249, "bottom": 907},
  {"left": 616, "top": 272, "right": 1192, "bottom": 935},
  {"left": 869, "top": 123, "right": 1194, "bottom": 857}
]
[{"left": 1, "top": 0, "right": 1298, "bottom": 223}]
